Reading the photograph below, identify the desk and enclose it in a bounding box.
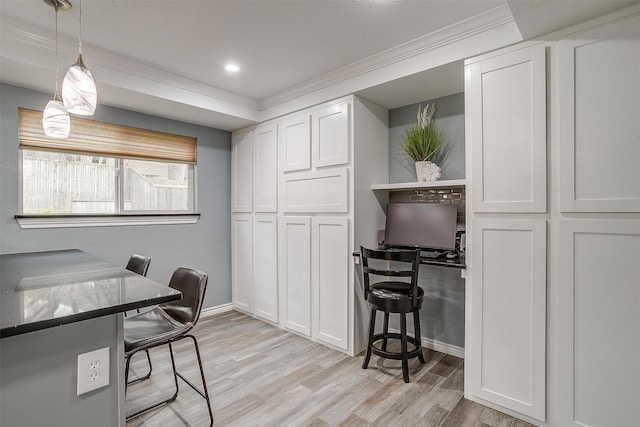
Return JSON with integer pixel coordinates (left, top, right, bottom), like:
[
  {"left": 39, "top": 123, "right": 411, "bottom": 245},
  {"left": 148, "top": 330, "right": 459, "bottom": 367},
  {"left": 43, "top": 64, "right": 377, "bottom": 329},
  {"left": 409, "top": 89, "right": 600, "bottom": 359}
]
[{"left": 0, "top": 249, "right": 181, "bottom": 427}]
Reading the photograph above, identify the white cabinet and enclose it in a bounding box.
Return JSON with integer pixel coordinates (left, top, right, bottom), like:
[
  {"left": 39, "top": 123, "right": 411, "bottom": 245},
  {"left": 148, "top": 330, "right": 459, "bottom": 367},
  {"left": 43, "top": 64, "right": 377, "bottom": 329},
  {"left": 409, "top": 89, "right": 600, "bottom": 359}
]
[
  {"left": 312, "top": 216, "right": 349, "bottom": 350},
  {"left": 253, "top": 214, "right": 278, "bottom": 323},
  {"left": 280, "top": 113, "right": 311, "bottom": 172},
  {"left": 282, "top": 168, "right": 348, "bottom": 213},
  {"left": 279, "top": 102, "right": 350, "bottom": 173},
  {"left": 558, "top": 220, "right": 640, "bottom": 427},
  {"left": 279, "top": 216, "right": 312, "bottom": 336},
  {"left": 466, "top": 45, "right": 546, "bottom": 213},
  {"left": 559, "top": 16, "right": 640, "bottom": 213},
  {"left": 278, "top": 215, "right": 350, "bottom": 349},
  {"left": 232, "top": 95, "right": 388, "bottom": 356},
  {"left": 466, "top": 12, "right": 640, "bottom": 426},
  {"left": 231, "top": 123, "right": 278, "bottom": 315},
  {"left": 312, "top": 103, "right": 349, "bottom": 168},
  {"left": 554, "top": 14, "right": 640, "bottom": 427},
  {"left": 253, "top": 123, "right": 278, "bottom": 212},
  {"left": 468, "top": 218, "right": 546, "bottom": 421},
  {"left": 231, "top": 130, "right": 253, "bottom": 213},
  {"left": 465, "top": 43, "right": 547, "bottom": 422},
  {"left": 231, "top": 214, "right": 253, "bottom": 313}
]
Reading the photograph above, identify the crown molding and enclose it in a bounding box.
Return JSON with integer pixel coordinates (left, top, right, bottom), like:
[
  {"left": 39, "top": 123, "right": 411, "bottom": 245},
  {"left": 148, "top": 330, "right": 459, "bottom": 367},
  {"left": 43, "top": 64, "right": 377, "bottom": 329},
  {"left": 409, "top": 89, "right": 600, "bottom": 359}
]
[{"left": 258, "top": 4, "right": 515, "bottom": 111}]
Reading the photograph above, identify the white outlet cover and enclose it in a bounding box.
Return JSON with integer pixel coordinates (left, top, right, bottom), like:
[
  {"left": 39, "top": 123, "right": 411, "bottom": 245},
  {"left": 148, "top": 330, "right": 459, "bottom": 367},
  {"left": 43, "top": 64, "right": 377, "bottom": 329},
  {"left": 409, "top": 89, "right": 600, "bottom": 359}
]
[{"left": 77, "top": 347, "right": 109, "bottom": 395}]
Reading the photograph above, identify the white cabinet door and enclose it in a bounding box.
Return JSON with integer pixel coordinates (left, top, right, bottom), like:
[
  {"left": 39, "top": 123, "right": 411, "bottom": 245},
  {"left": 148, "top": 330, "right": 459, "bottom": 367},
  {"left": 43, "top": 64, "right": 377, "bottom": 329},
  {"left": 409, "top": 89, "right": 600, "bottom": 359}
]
[
  {"left": 312, "top": 102, "right": 349, "bottom": 168},
  {"left": 312, "top": 216, "right": 349, "bottom": 350},
  {"left": 558, "top": 219, "right": 640, "bottom": 427},
  {"left": 231, "top": 130, "right": 253, "bottom": 212},
  {"left": 253, "top": 123, "right": 278, "bottom": 212},
  {"left": 232, "top": 214, "right": 253, "bottom": 313},
  {"left": 282, "top": 168, "right": 348, "bottom": 213},
  {"left": 559, "top": 16, "right": 640, "bottom": 212},
  {"left": 466, "top": 45, "right": 546, "bottom": 213},
  {"left": 253, "top": 214, "right": 278, "bottom": 323},
  {"left": 280, "top": 114, "right": 311, "bottom": 173},
  {"left": 279, "top": 216, "right": 312, "bottom": 336},
  {"left": 469, "top": 218, "right": 546, "bottom": 421}
]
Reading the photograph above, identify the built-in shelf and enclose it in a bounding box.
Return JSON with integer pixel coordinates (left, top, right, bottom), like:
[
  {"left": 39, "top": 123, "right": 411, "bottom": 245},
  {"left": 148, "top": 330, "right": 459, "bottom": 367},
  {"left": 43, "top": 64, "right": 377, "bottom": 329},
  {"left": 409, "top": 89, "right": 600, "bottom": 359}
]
[{"left": 371, "top": 179, "right": 466, "bottom": 192}]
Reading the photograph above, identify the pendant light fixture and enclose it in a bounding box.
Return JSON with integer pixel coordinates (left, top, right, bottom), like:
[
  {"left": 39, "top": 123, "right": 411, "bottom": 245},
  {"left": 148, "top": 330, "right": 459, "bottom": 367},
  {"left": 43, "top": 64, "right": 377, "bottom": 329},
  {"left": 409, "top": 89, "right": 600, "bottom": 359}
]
[
  {"left": 42, "top": 0, "right": 71, "bottom": 138},
  {"left": 62, "top": 0, "right": 97, "bottom": 115}
]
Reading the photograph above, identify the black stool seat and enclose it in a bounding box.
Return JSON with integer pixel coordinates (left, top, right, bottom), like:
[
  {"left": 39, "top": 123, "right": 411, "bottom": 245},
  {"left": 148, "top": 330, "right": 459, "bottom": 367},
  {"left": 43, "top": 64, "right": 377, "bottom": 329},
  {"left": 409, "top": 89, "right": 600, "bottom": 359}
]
[
  {"left": 360, "top": 246, "right": 426, "bottom": 383},
  {"left": 369, "top": 285, "right": 424, "bottom": 313}
]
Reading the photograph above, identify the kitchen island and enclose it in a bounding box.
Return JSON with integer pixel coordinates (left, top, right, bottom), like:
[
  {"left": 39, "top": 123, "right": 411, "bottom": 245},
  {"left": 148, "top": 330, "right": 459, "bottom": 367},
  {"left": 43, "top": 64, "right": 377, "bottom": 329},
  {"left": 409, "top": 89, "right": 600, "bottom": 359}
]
[{"left": 0, "top": 249, "right": 181, "bottom": 427}]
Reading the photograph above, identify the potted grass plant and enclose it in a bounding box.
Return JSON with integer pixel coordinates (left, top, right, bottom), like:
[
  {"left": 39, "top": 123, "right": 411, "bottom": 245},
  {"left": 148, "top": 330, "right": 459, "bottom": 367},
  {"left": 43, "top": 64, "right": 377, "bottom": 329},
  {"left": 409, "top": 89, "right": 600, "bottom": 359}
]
[{"left": 398, "top": 103, "right": 443, "bottom": 182}]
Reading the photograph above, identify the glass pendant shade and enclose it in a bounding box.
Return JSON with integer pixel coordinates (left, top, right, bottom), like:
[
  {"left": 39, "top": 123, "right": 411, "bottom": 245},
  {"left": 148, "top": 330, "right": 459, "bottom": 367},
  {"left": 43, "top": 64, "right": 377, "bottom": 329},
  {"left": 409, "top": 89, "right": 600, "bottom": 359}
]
[
  {"left": 62, "top": 54, "right": 97, "bottom": 115},
  {"left": 42, "top": 97, "right": 70, "bottom": 138}
]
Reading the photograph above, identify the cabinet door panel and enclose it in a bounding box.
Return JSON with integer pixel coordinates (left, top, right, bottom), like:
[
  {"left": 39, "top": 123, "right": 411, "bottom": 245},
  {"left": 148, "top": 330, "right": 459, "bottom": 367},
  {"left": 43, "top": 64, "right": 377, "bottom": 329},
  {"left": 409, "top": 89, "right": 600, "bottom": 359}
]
[
  {"left": 559, "top": 17, "right": 640, "bottom": 212},
  {"left": 312, "top": 216, "right": 349, "bottom": 350},
  {"left": 279, "top": 216, "right": 311, "bottom": 336},
  {"left": 469, "top": 218, "right": 546, "bottom": 421},
  {"left": 559, "top": 220, "right": 640, "bottom": 426},
  {"left": 312, "top": 103, "right": 349, "bottom": 168},
  {"left": 467, "top": 45, "right": 546, "bottom": 213},
  {"left": 231, "top": 131, "right": 253, "bottom": 212},
  {"left": 282, "top": 168, "right": 348, "bottom": 213},
  {"left": 253, "top": 214, "right": 278, "bottom": 322},
  {"left": 280, "top": 114, "right": 311, "bottom": 172},
  {"left": 232, "top": 214, "right": 253, "bottom": 313},
  {"left": 253, "top": 123, "right": 278, "bottom": 212}
]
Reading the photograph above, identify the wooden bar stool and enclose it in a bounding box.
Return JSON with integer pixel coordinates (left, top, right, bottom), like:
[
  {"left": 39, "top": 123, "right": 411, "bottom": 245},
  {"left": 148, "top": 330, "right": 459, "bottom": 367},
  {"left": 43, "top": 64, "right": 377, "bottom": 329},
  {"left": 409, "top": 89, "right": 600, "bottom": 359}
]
[{"left": 360, "top": 246, "right": 425, "bottom": 383}]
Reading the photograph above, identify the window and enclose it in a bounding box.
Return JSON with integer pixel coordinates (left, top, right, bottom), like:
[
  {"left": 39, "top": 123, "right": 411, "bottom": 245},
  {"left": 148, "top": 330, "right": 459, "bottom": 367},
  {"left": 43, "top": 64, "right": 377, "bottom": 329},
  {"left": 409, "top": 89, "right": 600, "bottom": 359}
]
[{"left": 18, "top": 108, "right": 196, "bottom": 216}]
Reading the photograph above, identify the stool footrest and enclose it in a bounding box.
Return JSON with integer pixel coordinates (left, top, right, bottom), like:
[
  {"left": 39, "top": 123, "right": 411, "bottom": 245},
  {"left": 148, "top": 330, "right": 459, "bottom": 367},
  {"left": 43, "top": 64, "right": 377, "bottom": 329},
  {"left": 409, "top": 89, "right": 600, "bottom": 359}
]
[{"left": 369, "top": 332, "right": 422, "bottom": 360}]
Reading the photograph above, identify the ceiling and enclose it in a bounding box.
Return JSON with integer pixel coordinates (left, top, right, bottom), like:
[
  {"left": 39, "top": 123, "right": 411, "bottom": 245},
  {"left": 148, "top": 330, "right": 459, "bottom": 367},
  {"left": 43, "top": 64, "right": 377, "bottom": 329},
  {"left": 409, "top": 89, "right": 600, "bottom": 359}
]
[{"left": 1, "top": 0, "right": 637, "bottom": 131}]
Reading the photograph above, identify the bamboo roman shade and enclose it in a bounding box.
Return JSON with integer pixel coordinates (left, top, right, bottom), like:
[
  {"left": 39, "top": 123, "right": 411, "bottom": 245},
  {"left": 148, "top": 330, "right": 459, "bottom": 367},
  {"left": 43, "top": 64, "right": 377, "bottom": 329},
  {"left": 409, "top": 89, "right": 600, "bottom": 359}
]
[{"left": 18, "top": 108, "right": 197, "bottom": 164}]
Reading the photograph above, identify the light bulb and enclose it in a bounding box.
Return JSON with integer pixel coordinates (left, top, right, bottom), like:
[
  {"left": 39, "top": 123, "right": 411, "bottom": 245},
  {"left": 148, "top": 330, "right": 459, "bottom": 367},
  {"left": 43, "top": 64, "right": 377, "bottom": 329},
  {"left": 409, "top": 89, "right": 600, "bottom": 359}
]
[
  {"left": 62, "top": 54, "right": 97, "bottom": 115},
  {"left": 42, "top": 98, "right": 71, "bottom": 138}
]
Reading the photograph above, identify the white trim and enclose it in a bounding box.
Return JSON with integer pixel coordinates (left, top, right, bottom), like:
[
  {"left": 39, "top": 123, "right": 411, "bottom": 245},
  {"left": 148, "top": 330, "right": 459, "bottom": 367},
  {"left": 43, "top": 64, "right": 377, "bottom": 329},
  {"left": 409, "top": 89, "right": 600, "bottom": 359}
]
[
  {"left": 388, "top": 327, "right": 465, "bottom": 359},
  {"left": 421, "top": 336, "right": 465, "bottom": 359},
  {"left": 15, "top": 214, "right": 199, "bottom": 229},
  {"left": 199, "top": 303, "right": 234, "bottom": 319}
]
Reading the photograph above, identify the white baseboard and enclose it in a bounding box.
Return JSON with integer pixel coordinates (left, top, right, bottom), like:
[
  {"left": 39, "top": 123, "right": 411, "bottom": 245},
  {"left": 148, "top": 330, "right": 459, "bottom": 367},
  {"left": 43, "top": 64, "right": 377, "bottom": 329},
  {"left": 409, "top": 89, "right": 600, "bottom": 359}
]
[
  {"left": 199, "top": 303, "right": 233, "bottom": 319},
  {"left": 421, "top": 336, "right": 465, "bottom": 359},
  {"left": 388, "top": 327, "right": 465, "bottom": 359}
]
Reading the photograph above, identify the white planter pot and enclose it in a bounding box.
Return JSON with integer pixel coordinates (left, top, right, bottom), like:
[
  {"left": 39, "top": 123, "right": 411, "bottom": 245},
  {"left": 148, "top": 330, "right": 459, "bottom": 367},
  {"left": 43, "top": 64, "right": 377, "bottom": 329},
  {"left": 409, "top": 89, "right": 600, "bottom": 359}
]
[{"left": 415, "top": 161, "right": 441, "bottom": 182}]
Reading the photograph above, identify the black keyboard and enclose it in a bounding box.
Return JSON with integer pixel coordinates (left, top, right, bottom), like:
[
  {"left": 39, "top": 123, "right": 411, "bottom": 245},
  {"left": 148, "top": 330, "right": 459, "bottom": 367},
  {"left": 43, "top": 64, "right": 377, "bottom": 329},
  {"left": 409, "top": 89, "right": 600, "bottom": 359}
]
[{"left": 420, "top": 250, "right": 444, "bottom": 259}]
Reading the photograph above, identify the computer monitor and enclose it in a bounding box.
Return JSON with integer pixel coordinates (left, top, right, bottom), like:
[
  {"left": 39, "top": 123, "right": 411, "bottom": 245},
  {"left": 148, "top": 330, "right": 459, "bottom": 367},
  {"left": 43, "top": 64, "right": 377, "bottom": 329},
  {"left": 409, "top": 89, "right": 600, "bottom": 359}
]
[{"left": 384, "top": 203, "right": 458, "bottom": 251}]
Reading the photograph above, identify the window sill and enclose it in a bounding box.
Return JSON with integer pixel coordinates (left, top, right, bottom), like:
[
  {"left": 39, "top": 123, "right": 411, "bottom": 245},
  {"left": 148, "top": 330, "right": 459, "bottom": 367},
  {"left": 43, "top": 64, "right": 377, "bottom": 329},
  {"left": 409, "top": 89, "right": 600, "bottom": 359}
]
[{"left": 14, "top": 213, "right": 200, "bottom": 229}]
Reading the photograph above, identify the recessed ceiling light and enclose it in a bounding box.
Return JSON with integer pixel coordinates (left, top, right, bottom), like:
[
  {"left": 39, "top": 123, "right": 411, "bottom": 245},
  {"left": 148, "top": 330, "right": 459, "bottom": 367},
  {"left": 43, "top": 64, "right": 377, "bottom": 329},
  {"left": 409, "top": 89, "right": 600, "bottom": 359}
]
[{"left": 225, "top": 64, "right": 240, "bottom": 72}]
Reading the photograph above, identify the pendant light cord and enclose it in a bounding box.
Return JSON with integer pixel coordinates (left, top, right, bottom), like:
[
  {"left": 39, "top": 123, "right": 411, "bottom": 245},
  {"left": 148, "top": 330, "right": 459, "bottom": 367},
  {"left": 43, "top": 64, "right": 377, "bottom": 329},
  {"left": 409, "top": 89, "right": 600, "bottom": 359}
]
[
  {"left": 78, "top": 0, "right": 83, "bottom": 55},
  {"left": 54, "top": 5, "right": 60, "bottom": 98}
]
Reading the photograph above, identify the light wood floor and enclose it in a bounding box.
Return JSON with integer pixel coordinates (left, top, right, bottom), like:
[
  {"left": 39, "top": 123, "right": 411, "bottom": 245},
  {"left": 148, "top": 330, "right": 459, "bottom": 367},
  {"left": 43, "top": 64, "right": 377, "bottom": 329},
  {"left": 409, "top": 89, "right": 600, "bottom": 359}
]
[{"left": 126, "top": 310, "right": 533, "bottom": 427}]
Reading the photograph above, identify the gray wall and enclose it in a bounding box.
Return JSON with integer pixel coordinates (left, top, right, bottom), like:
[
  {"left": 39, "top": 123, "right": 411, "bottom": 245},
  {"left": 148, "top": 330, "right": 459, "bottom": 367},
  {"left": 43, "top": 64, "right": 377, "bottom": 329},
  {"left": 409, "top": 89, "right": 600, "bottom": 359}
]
[
  {"left": 0, "top": 83, "right": 232, "bottom": 309},
  {"left": 389, "top": 92, "right": 465, "bottom": 183},
  {"left": 1, "top": 315, "right": 122, "bottom": 427},
  {"left": 387, "top": 93, "right": 466, "bottom": 349}
]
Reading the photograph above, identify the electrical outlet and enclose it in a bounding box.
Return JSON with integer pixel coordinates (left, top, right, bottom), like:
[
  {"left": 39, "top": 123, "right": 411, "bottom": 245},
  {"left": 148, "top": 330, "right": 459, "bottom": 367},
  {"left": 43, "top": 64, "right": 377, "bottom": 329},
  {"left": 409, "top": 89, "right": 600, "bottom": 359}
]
[{"left": 77, "top": 347, "right": 109, "bottom": 395}]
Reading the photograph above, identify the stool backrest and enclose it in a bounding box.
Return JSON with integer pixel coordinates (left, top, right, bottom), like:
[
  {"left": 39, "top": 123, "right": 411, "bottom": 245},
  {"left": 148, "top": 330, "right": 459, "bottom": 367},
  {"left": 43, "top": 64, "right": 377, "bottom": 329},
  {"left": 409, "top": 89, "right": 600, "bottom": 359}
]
[
  {"left": 126, "top": 254, "right": 151, "bottom": 277},
  {"left": 360, "top": 246, "right": 421, "bottom": 306},
  {"left": 161, "top": 267, "right": 208, "bottom": 327}
]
